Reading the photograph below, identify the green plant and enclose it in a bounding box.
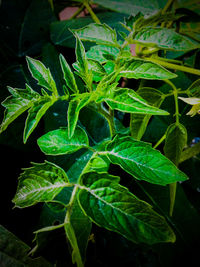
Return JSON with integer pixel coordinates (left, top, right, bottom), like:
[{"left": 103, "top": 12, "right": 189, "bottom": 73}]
[{"left": 1, "top": 0, "right": 200, "bottom": 266}]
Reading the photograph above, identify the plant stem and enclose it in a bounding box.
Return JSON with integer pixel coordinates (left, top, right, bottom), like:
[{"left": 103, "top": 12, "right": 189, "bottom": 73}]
[
  {"left": 84, "top": 1, "right": 101, "bottom": 24},
  {"left": 162, "top": 0, "right": 174, "bottom": 14},
  {"left": 169, "top": 182, "right": 177, "bottom": 216},
  {"left": 97, "top": 104, "right": 116, "bottom": 137},
  {"left": 146, "top": 57, "right": 200, "bottom": 76},
  {"left": 70, "top": 5, "right": 85, "bottom": 20},
  {"left": 153, "top": 134, "right": 166, "bottom": 149}
]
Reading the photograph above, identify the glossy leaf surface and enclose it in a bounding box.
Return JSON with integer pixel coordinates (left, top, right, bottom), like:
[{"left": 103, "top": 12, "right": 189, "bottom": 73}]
[
  {"left": 119, "top": 58, "right": 177, "bottom": 80},
  {"left": 134, "top": 27, "right": 200, "bottom": 51},
  {"left": 78, "top": 172, "right": 176, "bottom": 244},
  {"left": 74, "top": 23, "right": 119, "bottom": 47},
  {"left": 105, "top": 136, "right": 188, "bottom": 185},
  {"left": 26, "top": 56, "right": 57, "bottom": 94},
  {"left": 37, "top": 127, "right": 89, "bottom": 155},
  {"left": 104, "top": 87, "right": 168, "bottom": 115}
]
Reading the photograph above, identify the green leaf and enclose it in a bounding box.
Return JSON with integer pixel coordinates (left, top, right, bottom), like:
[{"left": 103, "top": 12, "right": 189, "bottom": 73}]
[
  {"left": 134, "top": 27, "right": 200, "bottom": 51},
  {"left": 86, "top": 45, "right": 120, "bottom": 63},
  {"left": 37, "top": 126, "right": 89, "bottom": 155},
  {"left": 78, "top": 172, "right": 176, "bottom": 244},
  {"left": 103, "top": 87, "right": 168, "bottom": 115},
  {"left": 23, "top": 97, "right": 55, "bottom": 143},
  {"left": 105, "top": 135, "right": 188, "bottom": 185},
  {"left": 0, "top": 84, "right": 40, "bottom": 133},
  {"left": 73, "top": 23, "right": 119, "bottom": 47},
  {"left": 164, "top": 123, "right": 187, "bottom": 165},
  {"left": 93, "top": 0, "right": 160, "bottom": 16},
  {"left": 0, "top": 225, "right": 52, "bottom": 267},
  {"left": 74, "top": 34, "right": 92, "bottom": 89},
  {"left": 13, "top": 161, "right": 69, "bottom": 208},
  {"left": 131, "top": 87, "right": 165, "bottom": 140},
  {"left": 68, "top": 93, "right": 91, "bottom": 138},
  {"left": 26, "top": 56, "right": 57, "bottom": 95},
  {"left": 65, "top": 191, "right": 92, "bottom": 267},
  {"left": 59, "top": 54, "right": 78, "bottom": 94},
  {"left": 119, "top": 58, "right": 177, "bottom": 80},
  {"left": 187, "top": 79, "right": 200, "bottom": 97}
]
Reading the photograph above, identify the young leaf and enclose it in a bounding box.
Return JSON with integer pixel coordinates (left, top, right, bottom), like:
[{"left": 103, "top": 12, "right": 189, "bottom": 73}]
[
  {"left": 103, "top": 87, "right": 168, "bottom": 115},
  {"left": 131, "top": 87, "right": 165, "bottom": 140},
  {"left": 164, "top": 123, "right": 187, "bottom": 166},
  {"left": 78, "top": 172, "right": 176, "bottom": 244},
  {"left": 74, "top": 33, "right": 92, "bottom": 89},
  {"left": 187, "top": 79, "right": 200, "bottom": 97},
  {"left": 73, "top": 23, "right": 119, "bottom": 47},
  {"left": 23, "top": 97, "right": 56, "bottom": 143},
  {"left": 13, "top": 161, "right": 70, "bottom": 208},
  {"left": 0, "top": 85, "right": 40, "bottom": 133},
  {"left": 59, "top": 54, "right": 78, "bottom": 94},
  {"left": 68, "top": 93, "right": 91, "bottom": 138},
  {"left": 37, "top": 126, "right": 89, "bottom": 155},
  {"left": 65, "top": 191, "right": 92, "bottom": 267},
  {"left": 26, "top": 56, "right": 58, "bottom": 95},
  {"left": 119, "top": 58, "right": 177, "bottom": 80},
  {"left": 104, "top": 135, "right": 188, "bottom": 185},
  {"left": 134, "top": 27, "right": 200, "bottom": 51}
]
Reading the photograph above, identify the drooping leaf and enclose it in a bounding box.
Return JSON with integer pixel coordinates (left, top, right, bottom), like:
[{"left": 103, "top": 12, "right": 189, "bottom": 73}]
[
  {"left": 187, "top": 79, "right": 200, "bottom": 97},
  {"left": 78, "top": 172, "right": 176, "bottom": 244},
  {"left": 13, "top": 161, "right": 70, "bottom": 208},
  {"left": 119, "top": 58, "right": 177, "bottom": 80},
  {"left": 37, "top": 126, "right": 89, "bottom": 155},
  {"left": 105, "top": 135, "right": 188, "bottom": 185},
  {"left": 68, "top": 93, "right": 91, "bottom": 138},
  {"left": 26, "top": 56, "right": 57, "bottom": 95},
  {"left": 103, "top": 87, "right": 168, "bottom": 115},
  {"left": 59, "top": 54, "right": 78, "bottom": 94},
  {"left": 73, "top": 23, "right": 119, "bottom": 47},
  {"left": 23, "top": 97, "right": 55, "bottom": 143},
  {"left": 131, "top": 87, "right": 165, "bottom": 140},
  {"left": 134, "top": 27, "right": 200, "bottom": 51},
  {"left": 65, "top": 190, "right": 92, "bottom": 267},
  {"left": 0, "top": 84, "right": 40, "bottom": 133},
  {"left": 164, "top": 123, "right": 187, "bottom": 166}
]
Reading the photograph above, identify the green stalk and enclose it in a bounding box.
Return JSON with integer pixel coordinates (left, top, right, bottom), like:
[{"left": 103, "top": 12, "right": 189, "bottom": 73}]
[
  {"left": 153, "top": 134, "right": 166, "bottom": 149},
  {"left": 97, "top": 104, "right": 116, "bottom": 137},
  {"left": 146, "top": 57, "right": 200, "bottom": 76},
  {"left": 164, "top": 79, "right": 180, "bottom": 217},
  {"left": 84, "top": 1, "right": 101, "bottom": 24},
  {"left": 70, "top": 5, "right": 85, "bottom": 20}
]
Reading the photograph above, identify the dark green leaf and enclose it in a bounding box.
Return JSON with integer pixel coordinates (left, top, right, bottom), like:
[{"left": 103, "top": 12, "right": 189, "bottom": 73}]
[
  {"left": 37, "top": 126, "right": 89, "bottom": 155},
  {"left": 134, "top": 27, "right": 200, "bottom": 51},
  {"left": 164, "top": 123, "right": 187, "bottom": 165},
  {"left": 103, "top": 87, "right": 168, "bottom": 115},
  {"left": 105, "top": 135, "right": 188, "bottom": 185},
  {"left": 13, "top": 161, "right": 69, "bottom": 208},
  {"left": 119, "top": 58, "right": 177, "bottom": 80},
  {"left": 0, "top": 225, "right": 52, "bottom": 267},
  {"left": 131, "top": 87, "right": 165, "bottom": 140},
  {"left": 78, "top": 172, "right": 176, "bottom": 244},
  {"left": 93, "top": 0, "right": 160, "bottom": 16}
]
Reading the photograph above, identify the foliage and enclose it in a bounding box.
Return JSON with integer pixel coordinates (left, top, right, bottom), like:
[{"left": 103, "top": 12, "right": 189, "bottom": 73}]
[{"left": 1, "top": 0, "right": 200, "bottom": 266}]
